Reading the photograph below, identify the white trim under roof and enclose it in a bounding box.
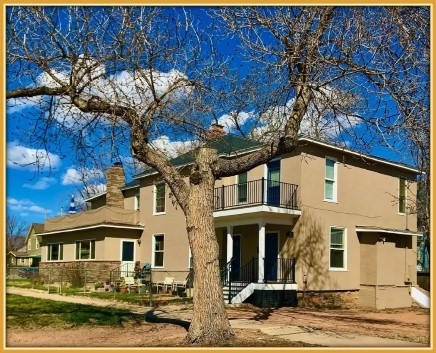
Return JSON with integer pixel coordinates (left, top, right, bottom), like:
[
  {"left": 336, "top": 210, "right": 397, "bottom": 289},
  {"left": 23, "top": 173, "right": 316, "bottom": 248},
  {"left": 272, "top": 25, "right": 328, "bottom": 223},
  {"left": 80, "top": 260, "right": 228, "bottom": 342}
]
[
  {"left": 355, "top": 226, "right": 422, "bottom": 236},
  {"left": 39, "top": 224, "right": 144, "bottom": 236},
  {"left": 299, "top": 137, "right": 421, "bottom": 174}
]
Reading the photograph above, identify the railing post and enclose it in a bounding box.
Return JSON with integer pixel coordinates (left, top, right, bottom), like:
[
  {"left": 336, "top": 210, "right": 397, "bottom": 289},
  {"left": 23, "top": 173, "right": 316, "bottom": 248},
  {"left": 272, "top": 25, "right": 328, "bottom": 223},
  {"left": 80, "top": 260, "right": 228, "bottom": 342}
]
[
  {"left": 261, "top": 177, "right": 265, "bottom": 205},
  {"left": 221, "top": 185, "right": 225, "bottom": 210}
]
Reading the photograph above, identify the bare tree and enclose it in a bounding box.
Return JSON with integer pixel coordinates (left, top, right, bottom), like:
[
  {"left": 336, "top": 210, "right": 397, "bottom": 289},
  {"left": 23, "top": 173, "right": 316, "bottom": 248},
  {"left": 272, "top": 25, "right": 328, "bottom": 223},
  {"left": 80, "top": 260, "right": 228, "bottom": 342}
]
[
  {"left": 6, "top": 215, "right": 28, "bottom": 252},
  {"left": 6, "top": 6, "right": 429, "bottom": 345}
]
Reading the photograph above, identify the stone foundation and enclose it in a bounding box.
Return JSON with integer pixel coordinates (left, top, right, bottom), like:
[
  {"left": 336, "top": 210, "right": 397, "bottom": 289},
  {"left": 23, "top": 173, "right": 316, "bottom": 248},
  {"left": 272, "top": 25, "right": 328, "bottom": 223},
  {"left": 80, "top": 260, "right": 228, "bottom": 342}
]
[{"left": 297, "top": 290, "right": 360, "bottom": 309}]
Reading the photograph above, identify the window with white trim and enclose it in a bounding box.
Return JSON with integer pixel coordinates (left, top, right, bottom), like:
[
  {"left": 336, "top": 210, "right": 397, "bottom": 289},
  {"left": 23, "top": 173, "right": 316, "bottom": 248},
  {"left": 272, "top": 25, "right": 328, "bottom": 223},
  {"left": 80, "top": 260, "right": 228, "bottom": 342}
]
[
  {"left": 154, "top": 184, "right": 166, "bottom": 214},
  {"left": 27, "top": 241, "right": 31, "bottom": 250},
  {"left": 330, "top": 227, "right": 346, "bottom": 270},
  {"left": 324, "top": 157, "right": 337, "bottom": 201},
  {"left": 36, "top": 241, "right": 39, "bottom": 249},
  {"left": 19, "top": 258, "right": 25, "bottom": 264},
  {"left": 188, "top": 247, "right": 193, "bottom": 269},
  {"left": 153, "top": 234, "right": 164, "bottom": 267},
  {"left": 134, "top": 191, "right": 140, "bottom": 210},
  {"left": 47, "top": 243, "right": 63, "bottom": 261},
  {"left": 75, "top": 239, "right": 96, "bottom": 260},
  {"left": 398, "top": 177, "right": 407, "bottom": 214}
]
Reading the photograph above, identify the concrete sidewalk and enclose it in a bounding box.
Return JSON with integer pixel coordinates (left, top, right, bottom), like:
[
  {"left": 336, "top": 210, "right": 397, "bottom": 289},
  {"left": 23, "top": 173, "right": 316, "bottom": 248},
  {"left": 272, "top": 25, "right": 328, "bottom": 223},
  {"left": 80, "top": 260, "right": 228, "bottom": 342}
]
[{"left": 6, "top": 287, "right": 427, "bottom": 348}]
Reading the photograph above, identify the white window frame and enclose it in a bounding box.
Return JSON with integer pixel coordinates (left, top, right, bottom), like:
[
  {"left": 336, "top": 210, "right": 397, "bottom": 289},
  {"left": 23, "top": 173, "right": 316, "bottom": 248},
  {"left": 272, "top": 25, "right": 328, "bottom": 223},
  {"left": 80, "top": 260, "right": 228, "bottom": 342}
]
[
  {"left": 329, "top": 227, "right": 347, "bottom": 271},
  {"left": 188, "top": 246, "right": 193, "bottom": 269},
  {"left": 398, "top": 176, "right": 407, "bottom": 215},
  {"left": 36, "top": 241, "right": 39, "bottom": 249},
  {"left": 75, "top": 239, "right": 96, "bottom": 260},
  {"left": 324, "top": 156, "right": 338, "bottom": 202},
  {"left": 19, "top": 258, "right": 26, "bottom": 264},
  {"left": 153, "top": 183, "right": 166, "bottom": 215},
  {"left": 47, "top": 243, "right": 63, "bottom": 261},
  {"left": 27, "top": 242, "right": 31, "bottom": 250},
  {"left": 134, "top": 190, "right": 140, "bottom": 211},
  {"left": 152, "top": 234, "right": 165, "bottom": 268}
]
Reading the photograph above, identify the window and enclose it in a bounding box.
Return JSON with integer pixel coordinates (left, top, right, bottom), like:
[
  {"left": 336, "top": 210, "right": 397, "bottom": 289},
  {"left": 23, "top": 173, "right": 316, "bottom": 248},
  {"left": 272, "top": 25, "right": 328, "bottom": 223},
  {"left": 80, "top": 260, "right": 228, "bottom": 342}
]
[
  {"left": 237, "top": 172, "right": 248, "bottom": 203},
  {"left": 188, "top": 247, "right": 193, "bottom": 269},
  {"left": 27, "top": 241, "right": 31, "bottom": 250},
  {"left": 324, "top": 158, "right": 337, "bottom": 201},
  {"left": 47, "top": 243, "right": 63, "bottom": 261},
  {"left": 399, "top": 177, "right": 407, "bottom": 214},
  {"left": 330, "top": 227, "right": 346, "bottom": 270},
  {"left": 154, "top": 184, "right": 166, "bottom": 214},
  {"left": 153, "top": 235, "right": 164, "bottom": 267},
  {"left": 19, "top": 258, "right": 25, "bottom": 264},
  {"left": 134, "top": 191, "right": 140, "bottom": 210},
  {"left": 36, "top": 241, "right": 39, "bottom": 249},
  {"left": 75, "top": 239, "right": 95, "bottom": 260}
]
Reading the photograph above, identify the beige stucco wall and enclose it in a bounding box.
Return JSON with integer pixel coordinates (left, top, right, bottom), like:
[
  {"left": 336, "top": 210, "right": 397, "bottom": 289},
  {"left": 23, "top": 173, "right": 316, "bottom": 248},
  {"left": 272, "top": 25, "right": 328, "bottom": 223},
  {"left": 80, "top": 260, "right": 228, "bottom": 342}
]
[
  {"left": 137, "top": 175, "right": 191, "bottom": 270},
  {"left": 287, "top": 143, "right": 418, "bottom": 293}
]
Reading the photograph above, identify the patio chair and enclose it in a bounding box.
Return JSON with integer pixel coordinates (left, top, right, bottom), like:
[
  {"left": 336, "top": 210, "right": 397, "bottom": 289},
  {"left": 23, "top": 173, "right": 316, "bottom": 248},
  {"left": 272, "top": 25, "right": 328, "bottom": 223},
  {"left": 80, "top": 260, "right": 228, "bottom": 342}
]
[
  {"left": 156, "top": 277, "right": 175, "bottom": 293},
  {"left": 123, "top": 276, "right": 136, "bottom": 293}
]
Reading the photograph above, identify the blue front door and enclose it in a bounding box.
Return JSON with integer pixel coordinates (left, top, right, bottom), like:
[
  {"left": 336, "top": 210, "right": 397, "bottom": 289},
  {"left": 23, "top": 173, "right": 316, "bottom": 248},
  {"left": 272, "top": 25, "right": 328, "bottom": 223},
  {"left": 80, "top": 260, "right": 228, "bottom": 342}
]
[
  {"left": 230, "top": 235, "right": 241, "bottom": 281},
  {"left": 265, "top": 233, "right": 278, "bottom": 281}
]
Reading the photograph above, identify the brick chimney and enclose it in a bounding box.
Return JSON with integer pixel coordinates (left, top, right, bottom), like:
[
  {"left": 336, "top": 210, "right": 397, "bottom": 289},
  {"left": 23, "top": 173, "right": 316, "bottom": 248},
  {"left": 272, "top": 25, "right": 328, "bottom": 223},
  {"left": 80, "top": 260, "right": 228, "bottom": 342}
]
[
  {"left": 206, "top": 123, "right": 226, "bottom": 139},
  {"left": 106, "top": 162, "right": 125, "bottom": 208}
]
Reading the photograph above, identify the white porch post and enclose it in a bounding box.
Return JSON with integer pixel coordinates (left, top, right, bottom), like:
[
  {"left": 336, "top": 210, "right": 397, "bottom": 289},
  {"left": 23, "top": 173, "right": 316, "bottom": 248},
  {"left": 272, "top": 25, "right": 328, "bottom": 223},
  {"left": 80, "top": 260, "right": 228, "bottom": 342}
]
[
  {"left": 258, "top": 222, "right": 265, "bottom": 283},
  {"left": 226, "top": 226, "right": 233, "bottom": 282}
]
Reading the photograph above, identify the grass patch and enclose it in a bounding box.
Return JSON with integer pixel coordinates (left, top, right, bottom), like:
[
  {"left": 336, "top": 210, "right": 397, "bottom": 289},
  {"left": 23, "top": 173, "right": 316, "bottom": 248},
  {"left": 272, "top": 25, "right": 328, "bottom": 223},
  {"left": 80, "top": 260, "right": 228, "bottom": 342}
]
[{"left": 6, "top": 294, "right": 144, "bottom": 329}]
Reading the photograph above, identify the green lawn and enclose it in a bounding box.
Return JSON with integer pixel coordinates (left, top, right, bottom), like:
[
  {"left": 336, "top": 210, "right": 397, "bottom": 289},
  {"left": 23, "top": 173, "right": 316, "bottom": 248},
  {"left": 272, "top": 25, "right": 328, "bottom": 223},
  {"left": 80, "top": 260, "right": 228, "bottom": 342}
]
[{"left": 6, "top": 294, "right": 145, "bottom": 329}]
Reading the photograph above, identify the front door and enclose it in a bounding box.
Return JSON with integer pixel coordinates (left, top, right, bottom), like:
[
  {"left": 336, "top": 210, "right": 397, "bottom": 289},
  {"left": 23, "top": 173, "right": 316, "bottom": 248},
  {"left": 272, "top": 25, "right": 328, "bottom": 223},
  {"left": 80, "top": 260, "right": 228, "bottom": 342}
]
[
  {"left": 265, "top": 233, "right": 278, "bottom": 281},
  {"left": 121, "top": 240, "right": 135, "bottom": 277},
  {"left": 267, "top": 160, "right": 281, "bottom": 206},
  {"left": 230, "top": 235, "right": 241, "bottom": 281}
]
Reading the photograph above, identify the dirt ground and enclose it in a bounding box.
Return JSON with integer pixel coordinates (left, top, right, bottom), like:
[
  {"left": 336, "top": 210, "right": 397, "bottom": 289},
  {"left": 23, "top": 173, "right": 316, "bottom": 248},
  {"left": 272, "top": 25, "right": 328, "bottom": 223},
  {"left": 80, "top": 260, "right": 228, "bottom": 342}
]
[{"left": 6, "top": 304, "right": 430, "bottom": 347}]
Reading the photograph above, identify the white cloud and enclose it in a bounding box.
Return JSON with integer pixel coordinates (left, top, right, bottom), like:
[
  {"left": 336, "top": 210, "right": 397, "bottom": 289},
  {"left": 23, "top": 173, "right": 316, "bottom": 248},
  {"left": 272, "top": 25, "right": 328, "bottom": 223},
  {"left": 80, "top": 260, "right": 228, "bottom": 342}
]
[
  {"left": 23, "top": 177, "right": 57, "bottom": 190},
  {"left": 7, "top": 197, "right": 51, "bottom": 214},
  {"left": 217, "top": 111, "right": 254, "bottom": 133},
  {"left": 6, "top": 141, "right": 61, "bottom": 171},
  {"left": 149, "top": 135, "right": 193, "bottom": 158},
  {"left": 61, "top": 167, "right": 104, "bottom": 185}
]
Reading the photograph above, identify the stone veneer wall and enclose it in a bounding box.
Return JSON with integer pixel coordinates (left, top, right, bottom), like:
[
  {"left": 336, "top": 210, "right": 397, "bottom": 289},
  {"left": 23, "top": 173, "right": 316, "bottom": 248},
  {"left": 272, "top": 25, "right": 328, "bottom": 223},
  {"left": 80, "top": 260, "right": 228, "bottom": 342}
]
[{"left": 39, "top": 261, "right": 121, "bottom": 284}]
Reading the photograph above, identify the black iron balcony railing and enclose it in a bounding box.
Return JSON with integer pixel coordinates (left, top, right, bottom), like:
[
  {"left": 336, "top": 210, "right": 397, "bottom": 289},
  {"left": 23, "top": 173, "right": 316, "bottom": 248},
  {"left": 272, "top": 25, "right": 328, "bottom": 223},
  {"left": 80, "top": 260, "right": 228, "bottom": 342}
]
[{"left": 214, "top": 178, "right": 298, "bottom": 211}]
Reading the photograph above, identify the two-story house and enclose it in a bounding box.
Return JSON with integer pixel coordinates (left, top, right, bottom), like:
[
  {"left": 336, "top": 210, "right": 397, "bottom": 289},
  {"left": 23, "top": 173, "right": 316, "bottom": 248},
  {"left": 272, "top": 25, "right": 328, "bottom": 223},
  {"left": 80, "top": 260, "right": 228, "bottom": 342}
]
[
  {"left": 7, "top": 223, "right": 43, "bottom": 268},
  {"left": 37, "top": 133, "right": 422, "bottom": 309}
]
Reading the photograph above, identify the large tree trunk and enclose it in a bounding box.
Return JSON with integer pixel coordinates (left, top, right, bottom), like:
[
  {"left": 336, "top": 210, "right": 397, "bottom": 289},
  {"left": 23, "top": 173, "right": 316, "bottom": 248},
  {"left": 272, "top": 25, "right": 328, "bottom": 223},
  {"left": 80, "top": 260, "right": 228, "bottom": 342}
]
[{"left": 184, "top": 148, "right": 234, "bottom": 345}]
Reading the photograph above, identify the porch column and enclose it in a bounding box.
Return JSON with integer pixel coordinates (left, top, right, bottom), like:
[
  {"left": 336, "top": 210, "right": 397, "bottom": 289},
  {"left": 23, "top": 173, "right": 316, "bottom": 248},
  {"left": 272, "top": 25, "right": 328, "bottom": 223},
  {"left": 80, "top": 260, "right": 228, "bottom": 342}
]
[
  {"left": 258, "top": 222, "right": 265, "bottom": 283},
  {"left": 226, "top": 226, "right": 233, "bottom": 264}
]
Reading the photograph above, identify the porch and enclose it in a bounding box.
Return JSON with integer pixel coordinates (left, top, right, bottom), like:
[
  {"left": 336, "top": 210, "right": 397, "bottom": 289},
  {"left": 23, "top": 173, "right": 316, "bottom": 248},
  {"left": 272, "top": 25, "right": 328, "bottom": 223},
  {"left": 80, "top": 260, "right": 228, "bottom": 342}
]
[{"left": 221, "top": 257, "right": 297, "bottom": 305}]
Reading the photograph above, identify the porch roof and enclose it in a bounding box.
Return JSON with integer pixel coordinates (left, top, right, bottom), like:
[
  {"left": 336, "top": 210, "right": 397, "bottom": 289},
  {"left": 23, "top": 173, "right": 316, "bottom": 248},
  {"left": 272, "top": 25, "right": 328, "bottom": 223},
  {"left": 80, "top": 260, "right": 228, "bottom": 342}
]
[{"left": 355, "top": 225, "right": 422, "bottom": 236}]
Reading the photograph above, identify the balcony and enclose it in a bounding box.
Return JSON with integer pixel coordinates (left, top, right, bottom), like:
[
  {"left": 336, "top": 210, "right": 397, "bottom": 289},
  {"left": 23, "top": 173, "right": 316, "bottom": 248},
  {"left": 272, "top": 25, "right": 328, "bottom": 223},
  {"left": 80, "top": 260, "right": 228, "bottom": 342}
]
[
  {"left": 213, "top": 178, "right": 299, "bottom": 212},
  {"left": 43, "top": 206, "right": 142, "bottom": 233}
]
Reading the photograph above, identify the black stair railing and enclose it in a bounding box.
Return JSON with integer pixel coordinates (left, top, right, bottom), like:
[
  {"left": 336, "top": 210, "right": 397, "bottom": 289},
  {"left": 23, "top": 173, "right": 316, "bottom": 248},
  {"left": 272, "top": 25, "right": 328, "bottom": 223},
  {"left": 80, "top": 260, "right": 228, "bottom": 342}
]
[{"left": 221, "top": 257, "right": 258, "bottom": 303}]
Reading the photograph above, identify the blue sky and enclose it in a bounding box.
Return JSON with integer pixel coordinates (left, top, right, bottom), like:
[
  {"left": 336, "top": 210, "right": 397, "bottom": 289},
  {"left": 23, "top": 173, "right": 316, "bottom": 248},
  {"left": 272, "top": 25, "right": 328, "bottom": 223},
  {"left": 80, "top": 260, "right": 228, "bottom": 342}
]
[{"left": 4, "top": 6, "right": 426, "bottom": 232}]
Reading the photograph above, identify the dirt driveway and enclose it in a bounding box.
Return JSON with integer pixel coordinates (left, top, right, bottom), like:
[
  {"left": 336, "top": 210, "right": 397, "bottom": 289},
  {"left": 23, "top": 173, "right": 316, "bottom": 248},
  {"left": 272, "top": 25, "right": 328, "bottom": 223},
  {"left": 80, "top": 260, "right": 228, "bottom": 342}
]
[{"left": 5, "top": 287, "right": 430, "bottom": 347}]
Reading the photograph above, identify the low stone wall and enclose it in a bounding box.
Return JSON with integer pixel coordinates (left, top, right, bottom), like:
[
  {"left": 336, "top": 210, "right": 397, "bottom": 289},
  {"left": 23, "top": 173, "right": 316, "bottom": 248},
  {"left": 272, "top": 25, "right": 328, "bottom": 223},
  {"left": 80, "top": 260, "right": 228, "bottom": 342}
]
[{"left": 38, "top": 261, "right": 121, "bottom": 284}]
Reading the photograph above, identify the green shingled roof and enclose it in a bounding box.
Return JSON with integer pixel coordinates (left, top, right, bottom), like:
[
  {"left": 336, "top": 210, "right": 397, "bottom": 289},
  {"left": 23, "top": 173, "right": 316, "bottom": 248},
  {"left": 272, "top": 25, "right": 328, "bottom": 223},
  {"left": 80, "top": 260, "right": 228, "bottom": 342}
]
[{"left": 133, "top": 134, "right": 261, "bottom": 179}]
